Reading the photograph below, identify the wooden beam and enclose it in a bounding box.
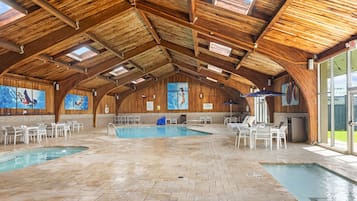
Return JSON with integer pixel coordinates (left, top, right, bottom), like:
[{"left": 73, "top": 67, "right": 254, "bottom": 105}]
[
  {"left": 255, "top": 0, "right": 293, "bottom": 44},
  {"left": 0, "top": 39, "right": 24, "bottom": 54},
  {"left": 235, "top": 51, "right": 249, "bottom": 69},
  {"left": 136, "top": 0, "right": 310, "bottom": 65},
  {"left": 162, "top": 40, "right": 270, "bottom": 88},
  {"left": 136, "top": 0, "right": 253, "bottom": 51},
  {"left": 160, "top": 47, "right": 173, "bottom": 62},
  {"left": 316, "top": 34, "right": 357, "bottom": 63},
  {"left": 2, "top": 0, "right": 28, "bottom": 15},
  {"left": 192, "top": 30, "right": 200, "bottom": 57},
  {"left": 38, "top": 54, "right": 85, "bottom": 73},
  {"left": 32, "top": 0, "right": 79, "bottom": 29},
  {"left": 188, "top": 0, "right": 197, "bottom": 23},
  {"left": 86, "top": 32, "right": 124, "bottom": 59},
  {"left": 128, "top": 60, "right": 145, "bottom": 72},
  {"left": 0, "top": 1, "right": 132, "bottom": 78},
  {"left": 137, "top": 9, "right": 161, "bottom": 44}
]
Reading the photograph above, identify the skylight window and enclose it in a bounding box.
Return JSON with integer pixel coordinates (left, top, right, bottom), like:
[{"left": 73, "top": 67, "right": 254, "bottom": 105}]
[
  {"left": 206, "top": 77, "right": 218, "bottom": 83},
  {"left": 109, "top": 66, "right": 128, "bottom": 76},
  {"left": 66, "top": 46, "right": 98, "bottom": 62},
  {"left": 209, "top": 42, "right": 232, "bottom": 57},
  {"left": 207, "top": 64, "right": 223, "bottom": 73},
  {"left": 214, "top": 0, "right": 254, "bottom": 15},
  {"left": 131, "top": 78, "right": 145, "bottom": 84},
  {"left": 0, "top": 1, "right": 26, "bottom": 27}
]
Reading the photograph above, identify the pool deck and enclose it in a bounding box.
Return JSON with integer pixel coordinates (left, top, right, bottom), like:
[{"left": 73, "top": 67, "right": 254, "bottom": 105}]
[{"left": 0, "top": 124, "right": 356, "bottom": 201}]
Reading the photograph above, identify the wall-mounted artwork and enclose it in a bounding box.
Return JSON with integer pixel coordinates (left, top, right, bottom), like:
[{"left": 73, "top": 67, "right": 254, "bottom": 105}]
[
  {"left": 167, "top": 82, "right": 188, "bottom": 110},
  {"left": 64, "top": 94, "right": 88, "bottom": 110},
  {"left": 282, "top": 82, "right": 299, "bottom": 106},
  {"left": 0, "top": 85, "right": 46, "bottom": 109}
]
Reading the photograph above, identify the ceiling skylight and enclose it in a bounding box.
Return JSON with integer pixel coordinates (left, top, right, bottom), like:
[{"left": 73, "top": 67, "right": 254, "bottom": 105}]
[
  {"left": 214, "top": 0, "right": 254, "bottom": 15},
  {"left": 207, "top": 64, "right": 223, "bottom": 73},
  {"left": 131, "top": 78, "right": 145, "bottom": 84},
  {"left": 209, "top": 42, "right": 232, "bottom": 57},
  {"left": 109, "top": 66, "right": 128, "bottom": 76},
  {"left": 0, "top": 1, "right": 26, "bottom": 27},
  {"left": 66, "top": 46, "right": 98, "bottom": 62},
  {"left": 206, "top": 77, "right": 218, "bottom": 83}
]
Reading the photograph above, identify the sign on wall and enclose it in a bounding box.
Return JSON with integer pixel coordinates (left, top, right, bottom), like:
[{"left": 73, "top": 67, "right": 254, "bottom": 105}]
[
  {"left": 146, "top": 101, "right": 154, "bottom": 111},
  {"left": 203, "top": 103, "right": 213, "bottom": 110}
]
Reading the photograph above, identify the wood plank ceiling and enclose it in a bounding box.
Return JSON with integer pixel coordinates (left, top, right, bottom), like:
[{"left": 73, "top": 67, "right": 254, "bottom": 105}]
[{"left": 0, "top": 0, "right": 356, "bottom": 98}]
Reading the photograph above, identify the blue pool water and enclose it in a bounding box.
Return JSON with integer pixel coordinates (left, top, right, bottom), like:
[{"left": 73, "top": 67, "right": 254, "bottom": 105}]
[
  {"left": 263, "top": 163, "right": 357, "bottom": 201},
  {"left": 116, "top": 126, "right": 209, "bottom": 138},
  {"left": 0, "top": 146, "right": 88, "bottom": 173}
]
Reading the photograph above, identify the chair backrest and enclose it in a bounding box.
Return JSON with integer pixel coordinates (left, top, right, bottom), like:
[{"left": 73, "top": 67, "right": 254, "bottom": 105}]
[
  {"left": 256, "top": 126, "right": 271, "bottom": 138},
  {"left": 279, "top": 125, "right": 287, "bottom": 133},
  {"left": 241, "top": 116, "right": 249, "bottom": 124}
]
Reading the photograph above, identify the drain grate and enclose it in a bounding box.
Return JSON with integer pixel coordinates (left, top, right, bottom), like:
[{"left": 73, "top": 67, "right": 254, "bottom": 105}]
[{"left": 177, "top": 176, "right": 184, "bottom": 179}]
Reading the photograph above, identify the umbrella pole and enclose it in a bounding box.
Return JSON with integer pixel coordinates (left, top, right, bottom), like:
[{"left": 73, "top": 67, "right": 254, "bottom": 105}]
[{"left": 230, "top": 104, "right": 232, "bottom": 118}]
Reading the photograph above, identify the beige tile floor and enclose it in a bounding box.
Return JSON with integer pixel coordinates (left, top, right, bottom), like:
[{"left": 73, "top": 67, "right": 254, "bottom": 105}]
[{"left": 0, "top": 124, "right": 356, "bottom": 201}]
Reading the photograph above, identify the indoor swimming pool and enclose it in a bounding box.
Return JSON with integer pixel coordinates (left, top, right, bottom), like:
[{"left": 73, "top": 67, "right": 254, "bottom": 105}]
[
  {"left": 116, "top": 126, "right": 210, "bottom": 138},
  {"left": 262, "top": 163, "right": 357, "bottom": 201},
  {"left": 0, "top": 146, "right": 88, "bottom": 172}
]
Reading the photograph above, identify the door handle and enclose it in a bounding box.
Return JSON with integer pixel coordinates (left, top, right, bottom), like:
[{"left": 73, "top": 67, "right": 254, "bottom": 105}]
[{"left": 349, "top": 121, "right": 355, "bottom": 126}]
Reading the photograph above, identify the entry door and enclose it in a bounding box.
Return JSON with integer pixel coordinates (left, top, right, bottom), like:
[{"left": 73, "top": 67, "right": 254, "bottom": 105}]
[{"left": 348, "top": 92, "right": 357, "bottom": 154}]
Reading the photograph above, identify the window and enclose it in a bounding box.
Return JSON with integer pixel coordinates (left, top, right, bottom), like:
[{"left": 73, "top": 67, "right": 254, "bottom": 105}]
[
  {"left": 209, "top": 42, "right": 232, "bottom": 56},
  {"left": 131, "top": 78, "right": 145, "bottom": 84},
  {"left": 0, "top": 1, "right": 26, "bottom": 27},
  {"left": 214, "top": 0, "right": 254, "bottom": 15},
  {"left": 206, "top": 77, "right": 217, "bottom": 82},
  {"left": 66, "top": 46, "right": 98, "bottom": 62},
  {"left": 109, "top": 66, "right": 128, "bottom": 76},
  {"left": 207, "top": 64, "right": 223, "bottom": 73}
]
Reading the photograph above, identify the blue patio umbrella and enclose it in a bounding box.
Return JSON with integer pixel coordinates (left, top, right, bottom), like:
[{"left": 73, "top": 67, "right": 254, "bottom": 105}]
[{"left": 242, "top": 89, "right": 285, "bottom": 97}]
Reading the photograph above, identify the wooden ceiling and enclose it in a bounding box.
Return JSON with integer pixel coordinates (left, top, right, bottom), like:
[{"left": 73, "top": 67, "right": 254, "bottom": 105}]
[{"left": 0, "top": 0, "right": 356, "bottom": 97}]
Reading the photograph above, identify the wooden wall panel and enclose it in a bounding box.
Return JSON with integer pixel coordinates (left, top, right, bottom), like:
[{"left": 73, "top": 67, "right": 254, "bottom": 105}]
[
  {"left": 96, "top": 95, "right": 116, "bottom": 114},
  {"left": 0, "top": 76, "right": 54, "bottom": 115},
  {"left": 273, "top": 75, "right": 308, "bottom": 113},
  {"left": 119, "top": 74, "right": 245, "bottom": 113}
]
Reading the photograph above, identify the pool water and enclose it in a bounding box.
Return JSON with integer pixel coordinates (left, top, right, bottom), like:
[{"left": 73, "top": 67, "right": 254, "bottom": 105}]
[
  {"left": 0, "top": 146, "right": 88, "bottom": 173},
  {"left": 263, "top": 163, "right": 357, "bottom": 201},
  {"left": 116, "top": 126, "right": 209, "bottom": 138}
]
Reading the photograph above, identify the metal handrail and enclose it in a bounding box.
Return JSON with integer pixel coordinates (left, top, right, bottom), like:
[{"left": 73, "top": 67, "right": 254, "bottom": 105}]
[{"left": 106, "top": 123, "right": 117, "bottom": 136}]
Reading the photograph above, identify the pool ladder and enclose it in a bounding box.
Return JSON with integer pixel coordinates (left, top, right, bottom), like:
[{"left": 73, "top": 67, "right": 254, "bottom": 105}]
[{"left": 106, "top": 123, "right": 117, "bottom": 136}]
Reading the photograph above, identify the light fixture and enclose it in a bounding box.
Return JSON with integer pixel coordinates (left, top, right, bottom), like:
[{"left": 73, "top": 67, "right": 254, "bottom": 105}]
[
  {"left": 54, "top": 81, "right": 60, "bottom": 91},
  {"left": 199, "top": 92, "right": 203, "bottom": 99},
  {"left": 92, "top": 89, "right": 97, "bottom": 97},
  {"left": 153, "top": 94, "right": 156, "bottom": 99},
  {"left": 308, "top": 58, "right": 314, "bottom": 70},
  {"left": 267, "top": 78, "right": 272, "bottom": 86},
  {"left": 115, "top": 94, "right": 119, "bottom": 100}
]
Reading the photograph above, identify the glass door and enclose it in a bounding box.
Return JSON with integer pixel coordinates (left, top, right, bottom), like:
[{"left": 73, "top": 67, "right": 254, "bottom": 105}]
[{"left": 348, "top": 91, "right": 357, "bottom": 154}]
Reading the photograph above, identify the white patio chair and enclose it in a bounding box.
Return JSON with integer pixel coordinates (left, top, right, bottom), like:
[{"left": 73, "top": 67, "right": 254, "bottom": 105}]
[
  {"left": 12, "top": 126, "right": 25, "bottom": 145},
  {"left": 254, "top": 125, "right": 272, "bottom": 150},
  {"left": 205, "top": 116, "right": 212, "bottom": 124},
  {"left": 272, "top": 125, "right": 287, "bottom": 149},
  {"left": 234, "top": 126, "right": 250, "bottom": 149},
  {"left": 38, "top": 124, "right": 47, "bottom": 143}
]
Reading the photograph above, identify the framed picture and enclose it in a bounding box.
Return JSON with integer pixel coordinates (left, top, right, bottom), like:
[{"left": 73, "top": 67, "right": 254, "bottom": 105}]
[
  {"left": 0, "top": 85, "right": 46, "bottom": 109},
  {"left": 64, "top": 94, "right": 88, "bottom": 110},
  {"left": 167, "top": 82, "right": 188, "bottom": 110},
  {"left": 203, "top": 103, "right": 213, "bottom": 110},
  {"left": 282, "top": 82, "right": 299, "bottom": 106}
]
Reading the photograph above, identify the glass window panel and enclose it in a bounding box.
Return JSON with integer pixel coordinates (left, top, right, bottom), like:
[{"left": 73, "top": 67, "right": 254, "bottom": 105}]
[{"left": 351, "top": 49, "right": 357, "bottom": 87}]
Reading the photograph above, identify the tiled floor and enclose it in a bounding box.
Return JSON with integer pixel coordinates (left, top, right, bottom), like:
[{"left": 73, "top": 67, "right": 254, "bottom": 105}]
[{"left": 0, "top": 124, "right": 356, "bottom": 201}]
